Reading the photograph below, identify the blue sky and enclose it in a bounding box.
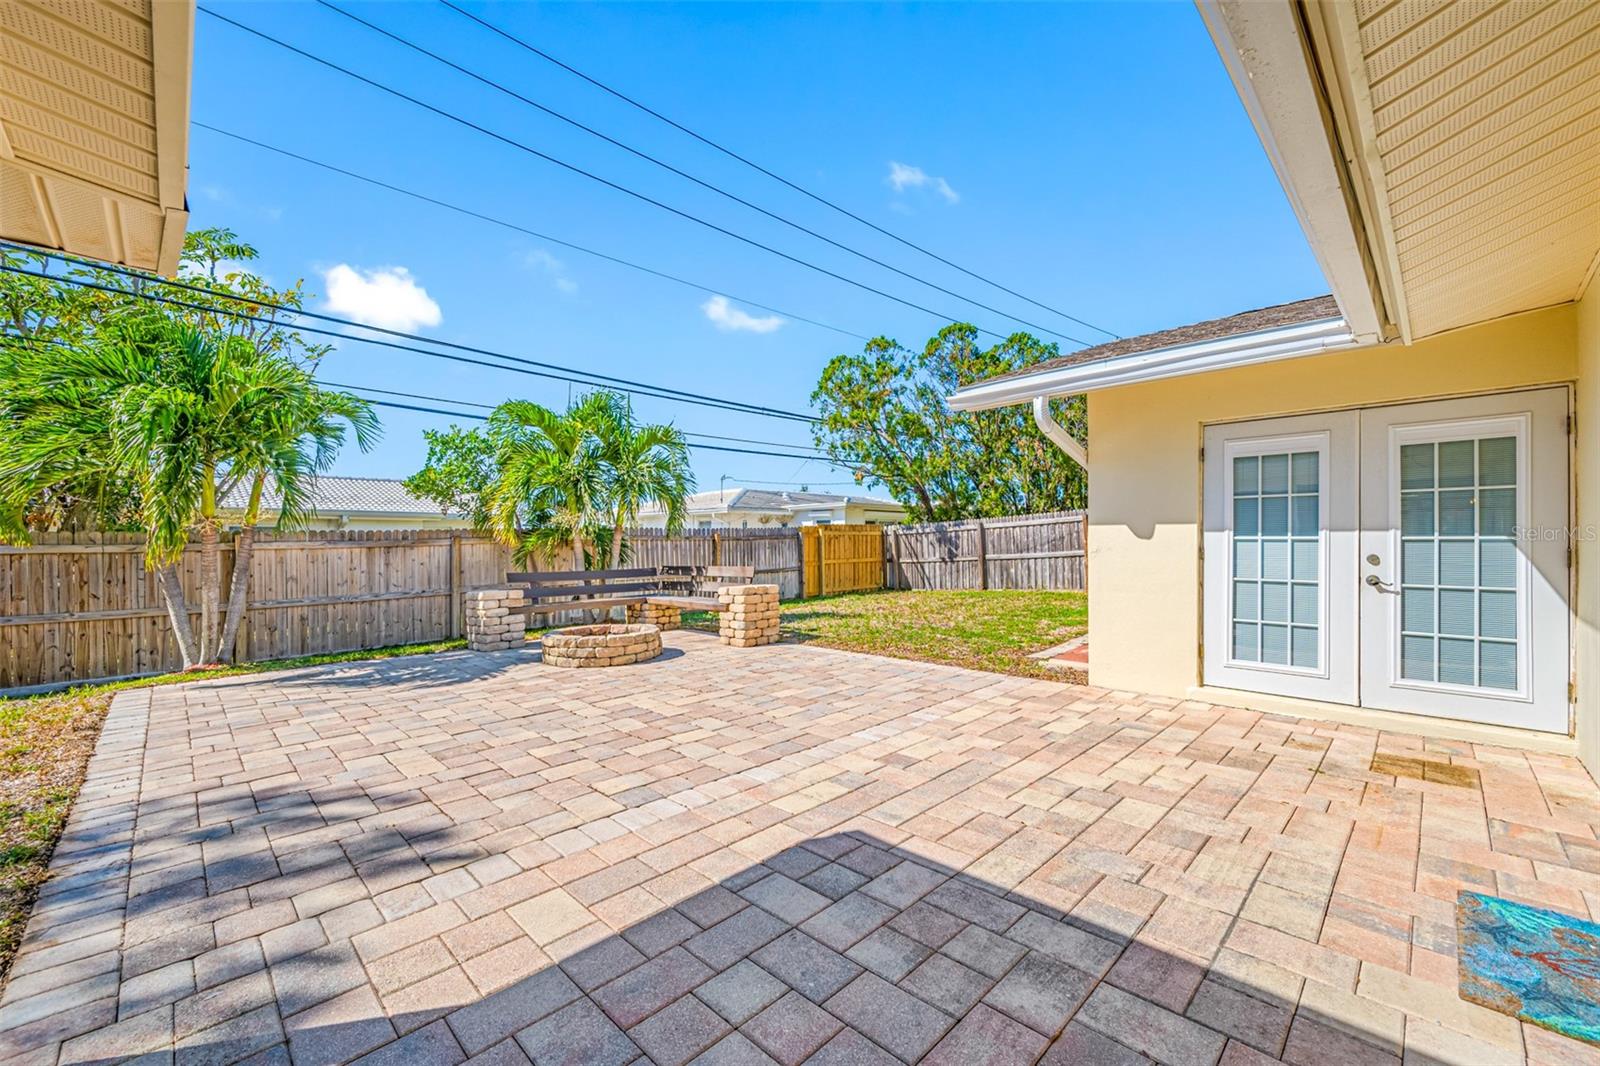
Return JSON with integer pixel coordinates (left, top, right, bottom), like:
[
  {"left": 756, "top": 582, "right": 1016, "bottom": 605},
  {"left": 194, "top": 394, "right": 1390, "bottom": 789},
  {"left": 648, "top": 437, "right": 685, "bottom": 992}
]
[{"left": 189, "top": 1, "right": 1327, "bottom": 491}]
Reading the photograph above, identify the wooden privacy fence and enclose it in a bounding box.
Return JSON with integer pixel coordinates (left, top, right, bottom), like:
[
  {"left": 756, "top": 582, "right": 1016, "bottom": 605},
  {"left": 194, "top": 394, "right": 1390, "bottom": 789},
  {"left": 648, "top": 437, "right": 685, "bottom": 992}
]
[
  {"left": 0, "top": 514, "right": 1079, "bottom": 689},
  {"left": 0, "top": 526, "right": 808, "bottom": 690},
  {"left": 0, "top": 530, "right": 515, "bottom": 690},
  {"left": 801, "top": 524, "right": 886, "bottom": 597},
  {"left": 627, "top": 528, "right": 803, "bottom": 600},
  {"left": 885, "top": 510, "right": 1086, "bottom": 591}
]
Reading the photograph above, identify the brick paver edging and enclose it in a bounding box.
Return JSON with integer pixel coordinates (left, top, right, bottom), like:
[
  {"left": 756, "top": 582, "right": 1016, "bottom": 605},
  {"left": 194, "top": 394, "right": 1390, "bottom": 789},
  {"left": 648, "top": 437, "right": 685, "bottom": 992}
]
[{"left": 0, "top": 688, "right": 150, "bottom": 1055}]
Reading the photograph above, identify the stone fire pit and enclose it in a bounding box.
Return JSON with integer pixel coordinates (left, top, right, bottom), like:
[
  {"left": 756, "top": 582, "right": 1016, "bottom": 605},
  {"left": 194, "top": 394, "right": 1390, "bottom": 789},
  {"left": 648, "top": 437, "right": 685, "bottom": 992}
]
[{"left": 541, "top": 623, "right": 662, "bottom": 668}]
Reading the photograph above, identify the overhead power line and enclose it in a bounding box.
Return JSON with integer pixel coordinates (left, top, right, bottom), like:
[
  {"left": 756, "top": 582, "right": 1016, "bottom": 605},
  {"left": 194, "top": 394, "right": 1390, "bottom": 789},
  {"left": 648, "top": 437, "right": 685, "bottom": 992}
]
[
  {"left": 0, "top": 331, "right": 837, "bottom": 462},
  {"left": 316, "top": 0, "right": 1097, "bottom": 348},
  {"left": 439, "top": 0, "right": 1119, "bottom": 341},
  {"left": 317, "top": 380, "right": 826, "bottom": 453},
  {"left": 0, "top": 257, "right": 818, "bottom": 424},
  {"left": 196, "top": 6, "right": 1050, "bottom": 345},
  {"left": 350, "top": 397, "right": 841, "bottom": 463},
  {"left": 0, "top": 246, "right": 817, "bottom": 423},
  {"left": 193, "top": 124, "right": 871, "bottom": 343}
]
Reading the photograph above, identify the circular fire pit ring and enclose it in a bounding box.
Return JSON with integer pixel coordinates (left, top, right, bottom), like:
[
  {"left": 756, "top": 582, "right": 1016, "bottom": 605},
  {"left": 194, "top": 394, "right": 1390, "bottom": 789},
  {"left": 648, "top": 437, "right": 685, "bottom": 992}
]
[{"left": 541, "top": 623, "right": 662, "bottom": 668}]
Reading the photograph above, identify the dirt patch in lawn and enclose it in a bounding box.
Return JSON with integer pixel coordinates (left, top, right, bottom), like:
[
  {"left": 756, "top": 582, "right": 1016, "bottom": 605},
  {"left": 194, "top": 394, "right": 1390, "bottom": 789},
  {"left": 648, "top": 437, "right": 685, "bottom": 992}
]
[{"left": 689, "top": 588, "right": 1087, "bottom": 680}]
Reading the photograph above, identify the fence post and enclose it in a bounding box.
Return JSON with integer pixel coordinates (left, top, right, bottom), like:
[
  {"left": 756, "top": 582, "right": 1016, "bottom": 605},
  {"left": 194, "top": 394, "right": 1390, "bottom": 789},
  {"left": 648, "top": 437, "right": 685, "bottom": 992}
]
[
  {"left": 975, "top": 520, "right": 988, "bottom": 591},
  {"left": 448, "top": 532, "right": 463, "bottom": 638},
  {"left": 712, "top": 530, "right": 721, "bottom": 567},
  {"left": 817, "top": 528, "right": 827, "bottom": 596}
]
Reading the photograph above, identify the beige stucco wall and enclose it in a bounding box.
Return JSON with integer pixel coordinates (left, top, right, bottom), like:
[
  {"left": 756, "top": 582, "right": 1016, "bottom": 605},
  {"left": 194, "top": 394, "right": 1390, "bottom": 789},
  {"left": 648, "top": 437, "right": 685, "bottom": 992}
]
[
  {"left": 1577, "top": 288, "right": 1600, "bottom": 772},
  {"left": 1087, "top": 303, "right": 1579, "bottom": 707}
]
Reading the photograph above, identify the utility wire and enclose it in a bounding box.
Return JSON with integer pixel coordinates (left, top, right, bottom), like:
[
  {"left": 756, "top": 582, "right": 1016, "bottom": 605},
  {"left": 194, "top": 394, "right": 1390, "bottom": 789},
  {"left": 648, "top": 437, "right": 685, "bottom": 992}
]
[
  {"left": 352, "top": 397, "right": 843, "bottom": 463},
  {"left": 0, "top": 331, "right": 836, "bottom": 460},
  {"left": 317, "top": 0, "right": 1096, "bottom": 348},
  {"left": 0, "top": 246, "right": 817, "bottom": 423},
  {"left": 0, "top": 259, "right": 819, "bottom": 424},
  {"left": 317, "top": 379, "right": 827, "bottom": 453},
  {"left": 440, "top": 0, "right": 1119, "bottom": 340},
  {"left": 197, "top": 6, "right": 1038, "bottom": 344},
  {"left": 193, "top": 123, "right": 871, "bottom": 343}
]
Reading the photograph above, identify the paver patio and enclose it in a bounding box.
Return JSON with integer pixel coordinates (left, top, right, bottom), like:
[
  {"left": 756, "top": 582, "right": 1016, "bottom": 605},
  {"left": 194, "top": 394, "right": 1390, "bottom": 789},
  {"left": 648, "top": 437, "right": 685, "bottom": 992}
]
[{"left": 3, "top": 630, "right": 1600, "bottom": 1065}]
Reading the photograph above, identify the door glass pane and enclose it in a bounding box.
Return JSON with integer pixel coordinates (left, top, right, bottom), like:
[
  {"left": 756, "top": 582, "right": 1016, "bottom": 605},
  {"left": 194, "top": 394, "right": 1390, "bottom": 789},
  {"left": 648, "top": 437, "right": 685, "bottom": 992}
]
[
  {"left": 1232, "top": 449, "right": 1319, "bottom": 669},
  {"left": 1396, "top": 433, "right": 1519, "bottom": 692}
]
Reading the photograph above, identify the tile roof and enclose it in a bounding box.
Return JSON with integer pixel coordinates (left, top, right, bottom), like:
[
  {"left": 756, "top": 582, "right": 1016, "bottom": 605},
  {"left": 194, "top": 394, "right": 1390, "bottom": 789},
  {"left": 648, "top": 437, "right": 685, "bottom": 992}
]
[
  {"left": 217, "top": 476, "right": 459, "bottom": 517},
  {"left": 973, "top": 295, "right": 1341, "bottom": 387}
]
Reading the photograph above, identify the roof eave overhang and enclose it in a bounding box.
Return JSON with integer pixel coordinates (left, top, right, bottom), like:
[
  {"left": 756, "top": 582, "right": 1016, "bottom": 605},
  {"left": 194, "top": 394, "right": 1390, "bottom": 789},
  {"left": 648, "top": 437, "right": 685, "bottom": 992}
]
[
  {"left": 947, "top": 317, "right": 1360, "bottom": 411},
  {"left": 1194, "top": 0, "right": 1393, "bottom": 346}
]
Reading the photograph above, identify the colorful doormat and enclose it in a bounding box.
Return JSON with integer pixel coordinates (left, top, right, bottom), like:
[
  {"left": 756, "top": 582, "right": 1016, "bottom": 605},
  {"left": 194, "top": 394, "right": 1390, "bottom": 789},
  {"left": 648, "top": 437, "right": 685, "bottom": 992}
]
[{"left": 1457, "top": 891, "right": 1600, "bottom": 1045}]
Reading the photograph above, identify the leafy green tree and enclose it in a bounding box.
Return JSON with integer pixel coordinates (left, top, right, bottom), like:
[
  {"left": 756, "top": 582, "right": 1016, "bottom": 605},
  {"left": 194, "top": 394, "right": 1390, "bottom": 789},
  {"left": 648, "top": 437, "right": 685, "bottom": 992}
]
[
  {"left": 812, "top": 324, "right": 1086, "bottom": 520},
  {"left": 404, "top": 425, "right": 499, "bottom": 528}
]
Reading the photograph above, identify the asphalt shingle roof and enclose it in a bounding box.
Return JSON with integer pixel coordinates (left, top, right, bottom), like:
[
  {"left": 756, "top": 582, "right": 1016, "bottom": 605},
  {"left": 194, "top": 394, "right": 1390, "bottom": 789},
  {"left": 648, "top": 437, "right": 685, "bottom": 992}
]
[{"left": 973, "top": 294, "right": 1341, "bottom": 387}]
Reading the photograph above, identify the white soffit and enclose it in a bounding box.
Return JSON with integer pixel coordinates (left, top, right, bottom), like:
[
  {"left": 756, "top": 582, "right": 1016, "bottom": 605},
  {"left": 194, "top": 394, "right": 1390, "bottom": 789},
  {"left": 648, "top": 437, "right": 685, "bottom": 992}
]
[
  {"left": 1307, "top": 0, "right": 1600, "bottom": 340},
  {"left": 1196, "top": 0, "right": 1389, "bottom": 344},
  {"left": 0, "top": 0, "right": 193, "bottom": 274}
]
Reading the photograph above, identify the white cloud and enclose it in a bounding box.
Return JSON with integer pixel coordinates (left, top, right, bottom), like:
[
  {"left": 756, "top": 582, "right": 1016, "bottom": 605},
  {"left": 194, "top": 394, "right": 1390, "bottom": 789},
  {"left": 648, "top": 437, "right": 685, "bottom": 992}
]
[
  {"left": 702, "top": 295, "right": 783, "bottom": 334},
  {"left": 523, "top": 249, "right": 578, "bottom": 294},
  {"left": 886, "top": 161, "right": 959, "bottom": 205},
  {"left": 321, "top": 264, "right": 442, "bottom": 331}
]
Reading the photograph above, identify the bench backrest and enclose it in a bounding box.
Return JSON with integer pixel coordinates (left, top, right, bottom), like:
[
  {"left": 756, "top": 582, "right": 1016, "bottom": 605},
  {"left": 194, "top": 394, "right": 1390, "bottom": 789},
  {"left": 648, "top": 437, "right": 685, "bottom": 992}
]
[
  {"left": 505, "top": 565, "right": 756, "bottom": 600},
  {"left": 657, "top": 565, "right": 756, "bottom": 594},
  {"left": 505, "top": 568, "right": 658, "bottom": 601}
]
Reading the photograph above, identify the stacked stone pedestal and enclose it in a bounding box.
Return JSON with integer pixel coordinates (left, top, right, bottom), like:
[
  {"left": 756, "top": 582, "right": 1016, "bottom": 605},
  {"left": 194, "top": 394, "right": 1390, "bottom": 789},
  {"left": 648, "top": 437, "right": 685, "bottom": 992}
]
[
  {"left": 625, "top": 602, "right": 682, "bottom": 631},
  {"left": 717, "top": 584, "right": 780, "bottom": 648},
  {"left": 465, "top": 588, "right": 527, "bottom": 651}
]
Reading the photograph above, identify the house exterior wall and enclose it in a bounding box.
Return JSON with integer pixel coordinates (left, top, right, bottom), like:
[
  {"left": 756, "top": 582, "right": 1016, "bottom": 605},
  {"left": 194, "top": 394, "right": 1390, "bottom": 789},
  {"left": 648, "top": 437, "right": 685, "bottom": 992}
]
[
  {"left": 1577, "top": 287, "right": 1600, "bottom": 772},
  {"left": 1087, "top": 303, "right": 1579, "bottom": 714}
]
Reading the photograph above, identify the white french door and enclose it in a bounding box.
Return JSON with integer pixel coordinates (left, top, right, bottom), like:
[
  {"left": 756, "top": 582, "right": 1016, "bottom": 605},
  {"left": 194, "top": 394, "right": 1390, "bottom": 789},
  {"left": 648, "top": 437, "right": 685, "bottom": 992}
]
[{"left": 1204, "top": 388, "right": 1571, "bottom": 733}]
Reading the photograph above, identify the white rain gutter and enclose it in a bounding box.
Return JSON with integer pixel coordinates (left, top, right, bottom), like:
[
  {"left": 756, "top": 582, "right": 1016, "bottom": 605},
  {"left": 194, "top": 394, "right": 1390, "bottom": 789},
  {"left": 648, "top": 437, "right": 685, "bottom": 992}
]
[
  {"left": 1032, "top": 396, "right": 1087, "bottom": 471},
  {"left": 950, "top": 316, "right": 1362, "bottom": 477},
  {"left": 947, "top": 316, "right": 1357, "bottom": 413}
]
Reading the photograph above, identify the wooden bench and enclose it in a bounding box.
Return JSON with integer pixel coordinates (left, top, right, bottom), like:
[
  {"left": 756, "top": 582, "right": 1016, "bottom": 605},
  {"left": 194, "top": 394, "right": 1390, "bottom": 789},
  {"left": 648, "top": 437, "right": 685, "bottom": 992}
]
[{"left": 505, "top": 565, "right": 757, "bottom": 618}]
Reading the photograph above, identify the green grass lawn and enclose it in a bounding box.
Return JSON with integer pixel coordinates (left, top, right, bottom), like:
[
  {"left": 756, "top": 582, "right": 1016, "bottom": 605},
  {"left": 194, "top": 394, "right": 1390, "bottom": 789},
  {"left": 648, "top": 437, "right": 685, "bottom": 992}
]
[{"left": 687, "top": 588, "right": 1087, "bottom": 679}]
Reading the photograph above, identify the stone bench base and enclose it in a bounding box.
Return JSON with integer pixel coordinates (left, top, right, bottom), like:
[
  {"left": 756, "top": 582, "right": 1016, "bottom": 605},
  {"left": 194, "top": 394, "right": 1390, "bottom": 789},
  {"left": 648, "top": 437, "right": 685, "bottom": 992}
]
[
  {"left": 718, "top": 584, "right": 780, "bottom": 648},
  {"left": 465, "top": 588, "right": 527, "bottom": 651},
  {"left": 626, "top": 602, "right": 681, "bottom": 631}
]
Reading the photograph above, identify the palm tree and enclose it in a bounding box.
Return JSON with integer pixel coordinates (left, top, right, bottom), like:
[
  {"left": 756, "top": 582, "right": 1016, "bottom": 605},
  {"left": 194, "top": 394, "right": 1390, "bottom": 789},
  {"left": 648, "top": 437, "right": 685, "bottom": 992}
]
[
  {"left": 0, "top": 311, "right": 378, "bottom": 666},
  {"left": 590, "top": 394, "right": 693, "bottom": 566},
  {"left": 483, "top": 397, "right": 609, "bottom": 569},
  {"left": 480, "top": 392, "right": 694, "bottom": 570}
]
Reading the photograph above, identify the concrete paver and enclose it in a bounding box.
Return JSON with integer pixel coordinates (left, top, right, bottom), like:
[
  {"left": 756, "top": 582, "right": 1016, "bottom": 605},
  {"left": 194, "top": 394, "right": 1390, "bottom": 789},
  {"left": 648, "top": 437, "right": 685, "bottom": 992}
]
[{"left": 3, "top": 629, "right": 1600, "bottom": 1064}]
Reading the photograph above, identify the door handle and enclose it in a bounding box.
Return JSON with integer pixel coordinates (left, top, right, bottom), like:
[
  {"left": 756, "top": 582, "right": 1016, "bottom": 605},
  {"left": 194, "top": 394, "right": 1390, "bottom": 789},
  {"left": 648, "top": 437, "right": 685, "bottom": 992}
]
[{"left": 1365, "top": 574, "right": 1398, "bottom": 594}]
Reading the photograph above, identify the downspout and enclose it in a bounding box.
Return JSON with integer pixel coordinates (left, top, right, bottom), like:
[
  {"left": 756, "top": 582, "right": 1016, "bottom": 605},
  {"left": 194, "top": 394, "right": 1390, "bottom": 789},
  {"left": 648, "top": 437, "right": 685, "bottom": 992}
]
[{"left": 1032, "top": 395, "right": 1087, "bottom": 476}]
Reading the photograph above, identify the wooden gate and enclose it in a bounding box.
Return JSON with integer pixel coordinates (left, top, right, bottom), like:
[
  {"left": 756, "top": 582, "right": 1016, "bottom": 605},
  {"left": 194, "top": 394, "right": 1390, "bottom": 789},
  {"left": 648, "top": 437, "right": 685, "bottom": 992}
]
[{"left": 801, "top": 524, "right": 885, "bottom": 597}]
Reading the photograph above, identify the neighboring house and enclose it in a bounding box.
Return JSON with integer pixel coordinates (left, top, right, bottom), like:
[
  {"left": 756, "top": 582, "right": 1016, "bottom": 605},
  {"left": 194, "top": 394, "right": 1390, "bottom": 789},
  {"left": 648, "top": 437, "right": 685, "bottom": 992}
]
[
  {"left": 952, "top": 1, "right": 1600, "bottom": 775},
  {"left": 217, "top": 476, "right": 467, "bottom": 531},
  {"left": 636, "top": 488, "right": 906, "bottom": 529},
  {"left": 1, "top": 0, "right": 193, "bottom": 274}
]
